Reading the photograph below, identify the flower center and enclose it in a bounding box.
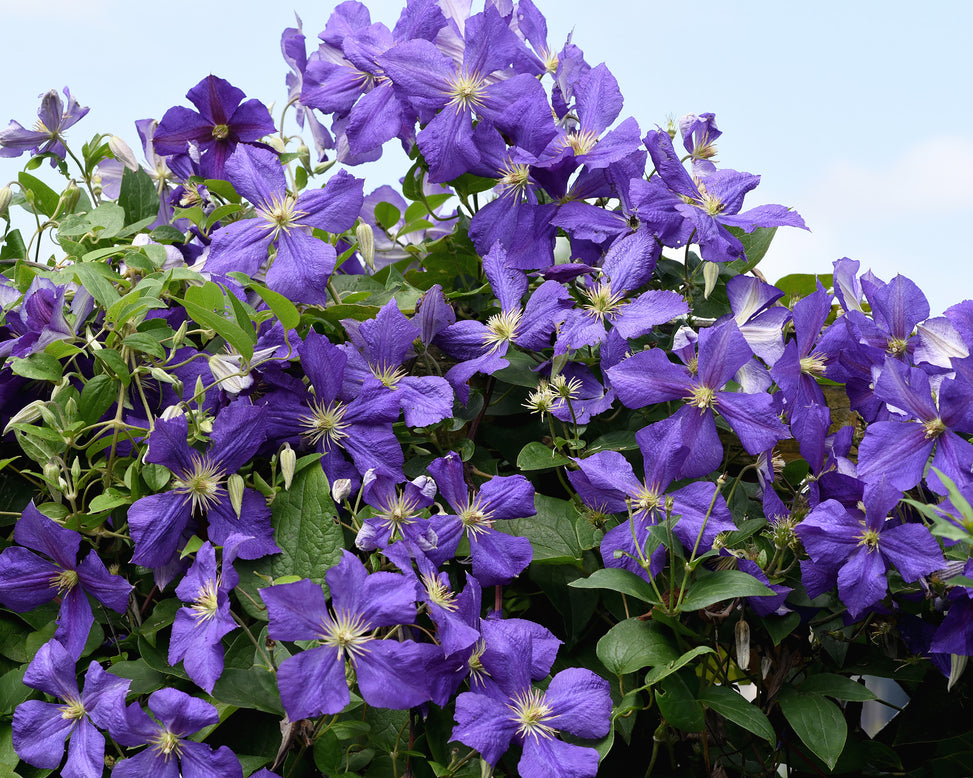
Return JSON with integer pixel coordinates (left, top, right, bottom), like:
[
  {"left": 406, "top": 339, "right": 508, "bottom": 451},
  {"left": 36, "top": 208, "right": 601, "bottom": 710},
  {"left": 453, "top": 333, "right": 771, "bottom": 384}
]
[
  {"left": 371, "top": 362, "right": 408, "bottom": 390},
  {"left": 508, "top": 687, "right": 558, "bottom": 741},
  {"left": 420, "top": 573, "right": 457, "bottom": 612},
  {"left": 190, "top": 579, "right": 221, "bottom": 625},
  {"left": 686, "top": 383, "right": 716, "bottom": 409},
  {"left": 59, "top": 697, "right": 85, "bottom": 721},
  {"left": 173, "top": 453, "right": 227, "bottom": 514},
  {"left": 886, "top": 337, "right": 909, "bottom": 356},
  {"left": 151, "top": 729, "right": 183, "bottom": 761},
  {"left": 498, "top": 161, "right": 531, "bottom": 196},
  {"left": 211, "top": 124, "right": 230, "bottom": 140},
  {"left": 483, "top": 308, "right": 523, "bottom": 351},
  {"left": 301, "top": 399, "right": 350, "bottom": 451},
  {"left": 799, "top": 352, "right": 828, "bottom": 377},
  {"left": 633, "top": 486, "right": 661, "bottom": 513},
  {"left": 258, "top": 192, "right": 307, "bottom": 241},
  {"left": 583, "top": 281, "right": 627, "bottom": 322},
  {"left": 683, "top": 180, "right": 723, "bottom": 215},
  {"left": 319, "top": 609, "right": 373, "bottom": 661},
  {"left": 460, "top": 494, "right": 494, "bottom": 538},
  {"left": 563, "top": 128, "right": 599, "bottom": 156},
  {"left": 446, "top": 72, "right": 486, "bottom": 112},
  {"left": 923, "top": 417, "right": 947, "bottom": 439},
  {"left": 51, "top": 568, "right": 80, "bottom": 595},
  {"left": 375, "top": 490, "right": 423, "bottom": 539},
  {"left": 858, "top": 528, "right": 881, "bottom": 551}
]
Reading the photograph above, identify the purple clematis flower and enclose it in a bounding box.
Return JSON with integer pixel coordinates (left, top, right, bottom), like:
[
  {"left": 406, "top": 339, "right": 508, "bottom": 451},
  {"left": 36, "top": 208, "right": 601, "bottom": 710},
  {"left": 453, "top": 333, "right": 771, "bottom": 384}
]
[
  {"left": 0, "top": 503, "right": 132, "bottom": 659},
  {"left": 643, "top": 128, "right": 807, "bottom": 263},
  {"left": 127, "top": 403, "right": 279, "bottom": 572},
  {"left": 261, "top": 550, "right": 436, "bottom": 719},
  {"left": 451, "top": 622, "right": 611, "bottom": 778},
  {"left": 426, "top": 451, "right": 536, "bottom": 585},
  {"left": 13, "top": 639, "right": 130, "bottom": 778},
  {"left": 0, "top": 88, "right": 88, "bottom": 165},
  {"left": 168, "top": 537, "right": 249, "bottom": 693},
  {"left": 795, "top": 479, "right": 944, "bottom": 618},
  {"left": 607, "top": 319, "right": 791, "bottom": 478},
  {"left": 153, "top": 75, "right": 275, "bottom": 179},
  {"left": 110, "top": 687, "right": 242, "bottom": 778},
  {"left": 204, "top": 144, "right": 364, "bottom": 305}
]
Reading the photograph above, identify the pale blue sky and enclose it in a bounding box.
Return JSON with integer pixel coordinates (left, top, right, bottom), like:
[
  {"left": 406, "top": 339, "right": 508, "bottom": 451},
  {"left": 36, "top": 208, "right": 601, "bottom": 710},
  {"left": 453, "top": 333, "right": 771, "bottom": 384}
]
[{"left": 2, "top": 0, "right": 970, "bottom": 313}]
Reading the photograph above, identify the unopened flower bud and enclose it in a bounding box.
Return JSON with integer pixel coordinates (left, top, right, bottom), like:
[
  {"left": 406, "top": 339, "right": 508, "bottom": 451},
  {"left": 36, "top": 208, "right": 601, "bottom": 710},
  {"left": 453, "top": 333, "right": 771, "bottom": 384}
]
[
  {"left": 0, "top": 186, "right": 11, "bottom": 219},
  {"left": 108, "top": 135, "right": 139, "bottom": 170},
  {"left": 949, "top": 653, "right": 968, "bottom": 692},
  {"left": 266, "top": 136, "right": 287, "bottom": 154},
  {"left": 54, "top": 181, "right": 81, "bottom": 219},
  {"left": 70, "top": 457, "right": 81, "bottom": 482},
  {"left": 160, "top": 405, "right": 184, "bottom": 421},
  {"left": 761, "top": 655, "right": 772, "bottom": 679},
  {"left": 280, "top": 444, "right": 296, "bottom": 490},
  {"left": 171, "top": 320, "right": 188, "bottom": 350},
  {"left": 43, "top": 461, "right": 61, "bottom": 484},
  {"left": 228, "top": 474, "right": 245, "bottom": 519},
  {"left": 356, "top": 222, "right": 375, "bottom": 272},
  {"left": 332, "top": 478, "right": 352, "bottom": 503},
  {"left": 149, "top": 366, "right": 179, "bottom": 387},
  {"left": 702, "top": 261, "right": 719, "bottom": 300},
  {"left": 4, "top": 399, "right": 45, "bottom": 433},
  {"left": 296, "top": 142, "right": 311, "bottom": 169},
  {"left": 734, "top": 619, "right": 751, "bottom": 671}
]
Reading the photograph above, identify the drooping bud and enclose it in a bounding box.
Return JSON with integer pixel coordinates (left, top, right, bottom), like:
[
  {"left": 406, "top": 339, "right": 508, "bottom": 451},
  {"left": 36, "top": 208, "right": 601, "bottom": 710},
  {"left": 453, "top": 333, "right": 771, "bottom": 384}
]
[
  {"left": 279, "top": 443, "right": 296, "bottom": 491},
  {"left": 949, "top": 653, "right": 968, "bottom": 692},
  {"left": 296, "top": 141, "right": 311, "bottom": 170},
  {"left": 332, "top": 478, "right": 352, "bottom": 503},
  {"left": 108, "top": 135, "right": 139, "bottom": 170},
  {"left": 4, "top": 399, "right": 45, "bottom": 433},
  {"left": 0, "top": 186, "right": 11, "bottom": 219},
  {"left": 702, "top": 261, "right": 720, "bottom": 299},
  {"left": 734, "top": 619, "right": 751, "bottom": 671},
  {"left": 265, "top": 135, "right": 287, "bottom": 154},
  {"left": 227, "top": 474, "right": 245, "bottom": 519},
  {"left": 356, "top": 222, "right": 375, "bottom": 272},
  {"left": 761, "top": 655, "right": 772, "bottom": 679}
]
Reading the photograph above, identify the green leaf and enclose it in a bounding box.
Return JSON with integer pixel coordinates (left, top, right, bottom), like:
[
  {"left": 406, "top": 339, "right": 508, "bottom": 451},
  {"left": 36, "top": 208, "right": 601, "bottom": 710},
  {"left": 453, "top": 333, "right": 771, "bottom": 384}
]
[
  {"left": 251, "top": 284, "right": 300, "bottom": 330},
  {"left": 269, "top": 463, "right": 342, "bottom": 590},
  {"left": 108, "top": 659, "right": 168, "bottom": 696},
  {"left": 596, "top": 618, "right": 679, "bottom": 675},
  {"left": 516, "top": 441, "right": 571, "bottom": 471},
  {"left": 497, "top": 494, "right": 582, "bottom": 564},
  {"left": 122, "top": 332, "right": 166, "bottom": 359},
  {"left": 726, "top": 225, "right": 777, "bottom": 271},
  {"left": 764, "top": 612, "right": 800, "bottom": 646},
  {"left": 87, "top": 202, "right": 126, "bottom": 238},
  {"left": 775, "top": 273, "right": 833, "bottom": 305},
  {"left": 677, "top": 569, "right": 774, "bottom": 612},
  {"left": 655, "top": 673, "right": 705, "bottom": 732},
  {"left": 150, "top": 225, "right": 186, "bottom": 243},
  {"left": 698, "top": 686, "right": 775, "bottom": 743},
  {"left": 374, "top": 201, "right": 401, "bottom": 231},
  {"left": 779, "top": 688, "right": 847, "bottom": 770},
  {"left": 18, "top": 172, "right": 59, "bottom": 217},
  {"left": 569, "top": 567, "right": 659, "bottom": 605},
  {"left": 798, "top": 673, "right": 877, "bottom": 701},
  {"left": 644, "top": 645, "right": 715, "bottom": 685},
  {"left": 93, "top": 349, "right": 131, "bottom": 386},
  {"left": 88, "top": 488, "right": 131, "bottom": 513},
  {"left": 313, "top": 729, "right": 343, "bottom": 774},
  {"left": 211, "top": 666, "right": 284, "bottom": 715},
  {"left": 178, "top": 298, "right": 254, "bottom": 360},
  {"left": 78, "top": 374, "right": 117, "bottom": 424},
  {"left": 0, "top": 666, "right": 31, "bottom": 715},
  {"left": 9, "top": 353, "right": 62, "bottom": 383},
  {"left": 118, "top": 166, "right": 159, "bottom": 225},
  {"left": 0, "top": 229, "right": 27, "bottom": 261},
  {"left": 72, "top": 262, "right": 121, "bottom": 308}
]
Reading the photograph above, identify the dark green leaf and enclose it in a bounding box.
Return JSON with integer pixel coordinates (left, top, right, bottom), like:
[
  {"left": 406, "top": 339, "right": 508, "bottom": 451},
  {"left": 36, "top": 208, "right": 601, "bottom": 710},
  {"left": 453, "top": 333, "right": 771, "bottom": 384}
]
[
  {"left": 516, "top": 441, "right": 571, "bottom": 471},
  {"left": 569, "top": 567, "right": 659, "bottom": 604},
  {"left": 178, "top": 298, "right": 254, "bottom": 360},
  {"left": 764, "top": 612, "right": 800, "bottom": 646},
  {"left": 73, "top": 262, "right": 121, "bottom": 308},
  {"left": 270, "top": 463, "right": 342, "bottom": 590},
  {"left": 596, "top": 618, "right": 679, "bottom": 675},
  {"left": 644, "top": 645, "right": 714, "bottom": 685},
  {"left": 726, "top": 225, "right": 777, "bottom": 271},
  {"left": 677, "top": 570, "right": 774, "bottom": 612},
  {"left": 78, "top": 374, "right": 117, "bottom": 424},
  {"left": 122, "top": 332, "right": 166, "bottom": 359},
  {"left": 374, "top": 201, "right": 401, "bottom": 231},
  {"left": 497, "top": 494, "right": 581, "bottom": 564},
  {"left": 93, "top": 349, "right": 131, "bottom": 386},
  {"left": 798, "top": 673, "right": 877, "bottom": 701},
  {"left": 150, "top": 225, "right": 186, "bottom": 243},
  {"left": 211, "top": 667, "right": 284, "bottom": 715},
  {"left": 313, "top": 729, "right": 343, "bottom": 774},
  {"left": 779, "top": 688, "right": 846, "bottom": 770},
  {"left": 699, "top": 686, "right": 775, "bottom": 743},
  {"left": 0, "top": 229, "right": 27, "bottom": 260},
  {"left": 0, "top": 666, "right": 31, "bottom": 715},
  {"left": 108, "top": 659, "right": 169, "bottom": 695},
  {"left": 119, "top": 166, "right": 158, "bottom": 225},
  {"left": 656, "top": 673, "right": 705, "bottom": 732}
]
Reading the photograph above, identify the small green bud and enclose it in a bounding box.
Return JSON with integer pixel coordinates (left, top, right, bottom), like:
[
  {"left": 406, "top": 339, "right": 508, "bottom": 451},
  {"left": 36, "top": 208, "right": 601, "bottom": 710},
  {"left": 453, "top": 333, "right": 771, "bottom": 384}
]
[
  {"left": 296, "top": 142, "right": 311, "bottom": 170},
  {"left": 279, "top": 443, "right": 296, "bottom": 491},
  {"left": 171, "top": 320, "right": 188, "bottom": 350},
  {"left": 227, "top": 474, "right": 245, "bottom": 519},
  {"left": 43, "top": 460, "right": 61, "bottom": 485},
  {"left": 356, "top": 222, "right": 375, "bottom": 272},
  {"left": 70, "top": 457, "right": 81, "bottom": 482},
  {"left": 53, "top": 181, "right": 81, "bottom": 219}
]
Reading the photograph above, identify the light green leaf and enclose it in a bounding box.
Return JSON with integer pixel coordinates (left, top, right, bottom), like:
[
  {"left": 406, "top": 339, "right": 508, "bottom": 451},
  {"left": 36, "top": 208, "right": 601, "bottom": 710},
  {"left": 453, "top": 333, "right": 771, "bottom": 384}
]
[
  {"left": 178, "top": 298, "right": 254, "bottom": 360},
  {"left": 252, "top": 284, "right": 301, "bottom": 330},
  {"left": 644, "top": 645, "right": 715, "bottom": 685},
  {"left": 516, "top": 441, "right": 571, "bottom": 471},
  {"left": 569, "top": 567, "right": 659, "bottom": 605}
]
